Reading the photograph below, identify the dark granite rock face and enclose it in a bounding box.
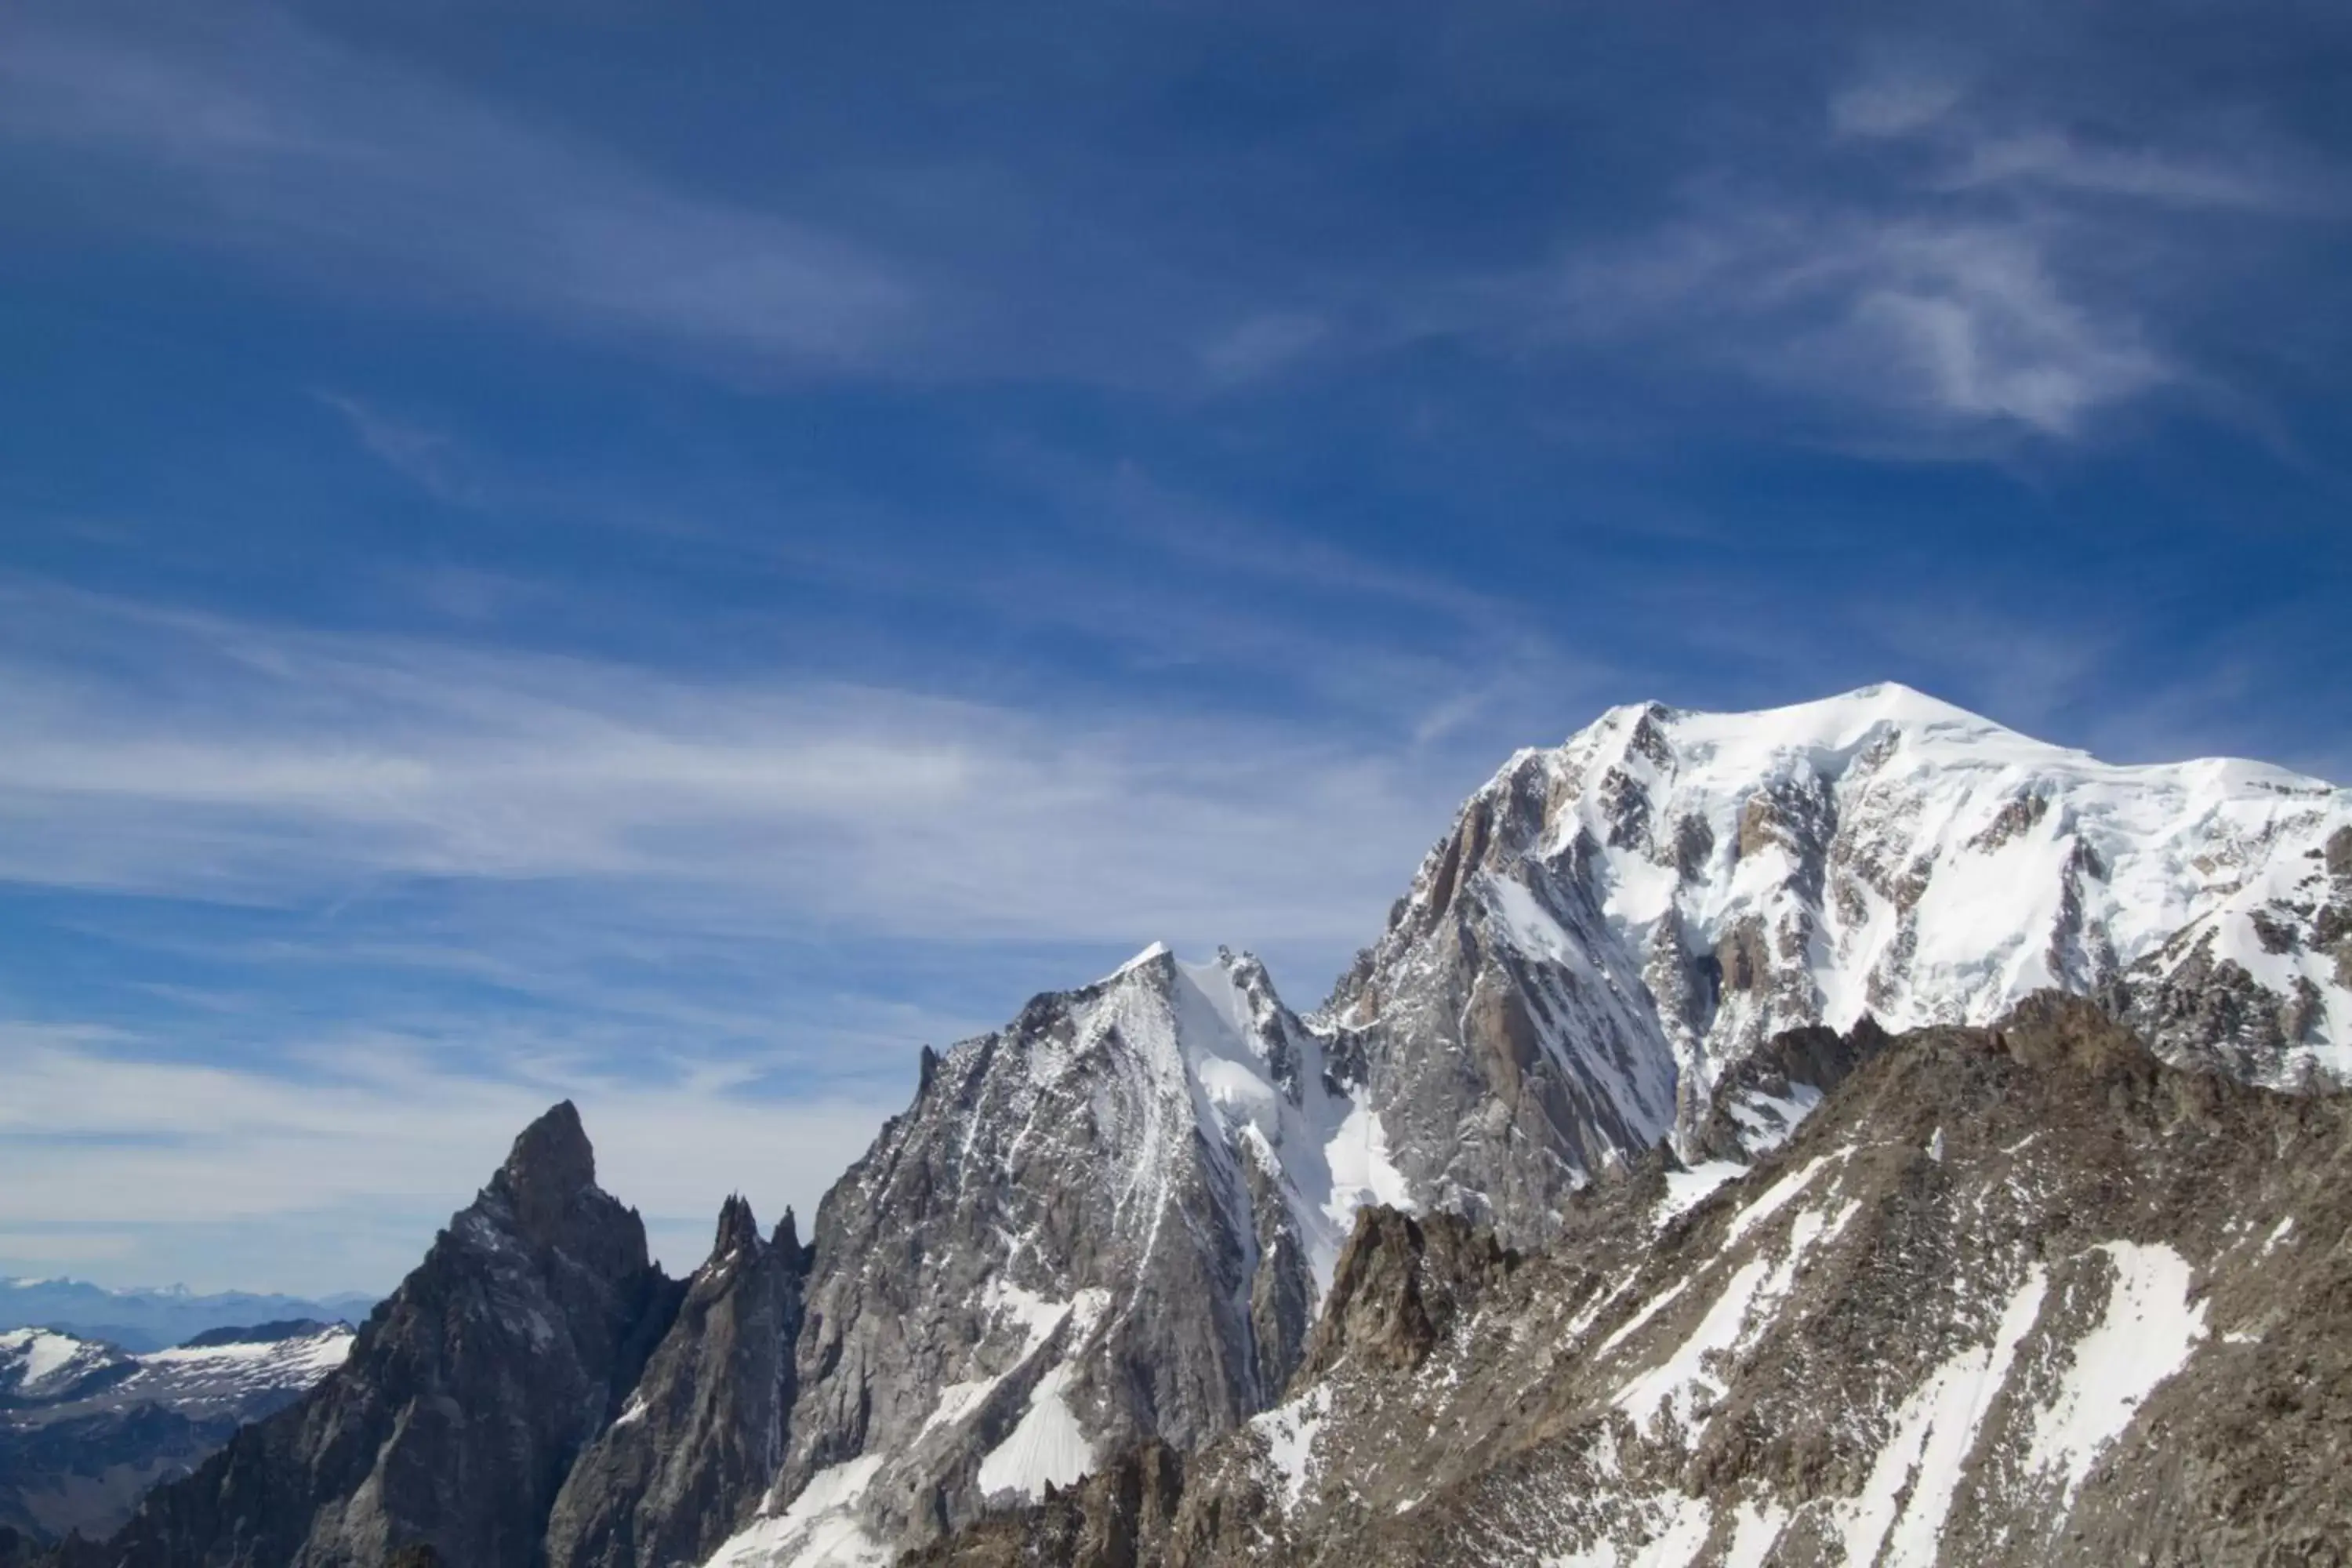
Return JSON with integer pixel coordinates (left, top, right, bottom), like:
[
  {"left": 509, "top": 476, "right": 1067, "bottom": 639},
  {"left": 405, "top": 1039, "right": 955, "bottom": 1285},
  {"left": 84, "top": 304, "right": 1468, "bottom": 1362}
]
[
  {"left": 543, "top": 1200, "right": 811, "bottom": 1568},
  {"left": 92, "top": 1102, "right": 680, "bottom": 1568},
  {"left": 1685, "top": 1014, "right": 1893, "bottom": 1164}
]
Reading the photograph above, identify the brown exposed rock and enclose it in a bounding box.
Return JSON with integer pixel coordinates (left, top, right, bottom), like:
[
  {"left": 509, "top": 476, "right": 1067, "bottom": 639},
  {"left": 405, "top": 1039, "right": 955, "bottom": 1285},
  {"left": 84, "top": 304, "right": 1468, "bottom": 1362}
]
[
  {"left": 2327, "top": 825, "right": 2352, "bottom": 879},
  {"left": 2249, "top": 908, "right": 2300, "bottom": 955},
  {"left": 1688, "top": 1014, "right": 1893, "bottom": 1163},
  {"left": 1297, "top": 1210, "right": 1518, "bottom": 1385},
  {"left": 899, "top": 1444, "right": 1189, "bottom": 1568},
  {"left": 1715, "top": 918, "right": 1769, "bottom": 996},
  {"left": 1968, "top": 791, "right": 2049, "bottom": 852}
]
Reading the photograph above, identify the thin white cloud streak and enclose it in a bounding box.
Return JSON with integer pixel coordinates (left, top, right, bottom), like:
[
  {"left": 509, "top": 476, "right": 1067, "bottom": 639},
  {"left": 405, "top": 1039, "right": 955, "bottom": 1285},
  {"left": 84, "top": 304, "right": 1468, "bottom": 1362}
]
[
  {"left": 0, "top": 10, "right": 913, "bottom": 368},
  {"left": 313, "top": 394, "right": 485, "bottom": 509},
  {"left": 1831, "top": 58, "right": 2323, "bottom": 216},
  {"left": 0, "top": 587, "right": 1462, "bottom": 953},
  {"left": 1534, "top": 204, "right": 2166, "bottom": 437},
  {"left": 1472, "top": 57, "right": 2343, "bottom": 444},
  {"left": 1198, "top": 311, "right": 1330, "bottom": 383},
  {"left": 0, "top": 1023, "right": 898, "bottom": 1290},
  {"left": 1945, "top": 132, "right": 2310, "bottom": 212},
  {"left": 1830, "top": 68, "right": 1969, "bottom": 139}
]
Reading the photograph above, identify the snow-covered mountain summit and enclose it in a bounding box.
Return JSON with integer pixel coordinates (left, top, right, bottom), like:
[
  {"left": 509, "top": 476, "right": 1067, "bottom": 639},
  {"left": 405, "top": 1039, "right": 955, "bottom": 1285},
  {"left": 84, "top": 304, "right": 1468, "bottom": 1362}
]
[
  {"left": 701, "top": 943, "right": 1410, "bottom": 1568},
  {"left": 1324, "top": 682, "right": 2350, "bottom": 1243}
]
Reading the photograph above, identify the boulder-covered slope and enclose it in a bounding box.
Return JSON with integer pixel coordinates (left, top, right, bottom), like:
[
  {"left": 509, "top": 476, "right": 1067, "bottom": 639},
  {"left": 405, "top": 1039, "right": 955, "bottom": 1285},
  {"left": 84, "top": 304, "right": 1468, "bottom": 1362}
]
[{"left": 911, "top": 996, "right": 2352, "bottom": 1567}]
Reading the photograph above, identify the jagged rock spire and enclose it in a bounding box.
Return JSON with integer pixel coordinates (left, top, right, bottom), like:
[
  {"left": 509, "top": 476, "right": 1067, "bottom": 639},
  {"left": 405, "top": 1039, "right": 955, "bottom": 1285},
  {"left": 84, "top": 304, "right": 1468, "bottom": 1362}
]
[
  {"left": 497, "top": 1100, "right": 600, "bottom": 1240},
  {"left": 93, "top": 1098, "right": 673, "bottom": 1568},
  {"left": 712, "top": 1193, "right": 761, "bottom": 1261}
]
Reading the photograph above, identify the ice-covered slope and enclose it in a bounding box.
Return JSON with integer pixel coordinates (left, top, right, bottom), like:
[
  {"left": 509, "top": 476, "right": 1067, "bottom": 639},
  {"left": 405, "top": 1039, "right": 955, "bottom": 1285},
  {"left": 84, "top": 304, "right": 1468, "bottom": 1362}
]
[
  {"left": 1324, "top": 683, "right": 2350, "bottom": 1243},
  {"left": 117, "top": 1323, "right": 353, "bottom": 1414},
  {"left": 703, "top": 946, "right": 1399, "bottom": 1568}
]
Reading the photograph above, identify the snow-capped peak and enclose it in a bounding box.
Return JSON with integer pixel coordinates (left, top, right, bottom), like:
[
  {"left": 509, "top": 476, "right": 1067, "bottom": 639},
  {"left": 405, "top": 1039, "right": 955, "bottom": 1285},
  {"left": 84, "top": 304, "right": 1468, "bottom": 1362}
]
[
  {"left": 1326, "top": 684, "right": 2350, "bottom": 1243},
  {"left": 1073, "top": 943, "right": 1400, "bottom": 1294},
  {"left": 1526, "top": 684, "right": 2347, "bottom": 1076},
  {"left": 0, "top": 1325, "right": 119, "bottom": 1397},
  {"left": 1104, "top": 939, "right": 1173, "bottom": 982}
]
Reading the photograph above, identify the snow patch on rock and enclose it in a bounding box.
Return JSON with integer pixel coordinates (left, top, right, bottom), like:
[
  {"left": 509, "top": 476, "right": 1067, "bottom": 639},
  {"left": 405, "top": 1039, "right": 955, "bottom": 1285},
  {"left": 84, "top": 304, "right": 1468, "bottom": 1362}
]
[
  {"left": 2025, "top": 1241, "right": 2208, "bottom": 1504},
  {"left": 978, "top": 1363, "right": 1094, "bottom": 1501},
  {"left": 704, "top": 1457, "right": 890, "bottom": 1568}
]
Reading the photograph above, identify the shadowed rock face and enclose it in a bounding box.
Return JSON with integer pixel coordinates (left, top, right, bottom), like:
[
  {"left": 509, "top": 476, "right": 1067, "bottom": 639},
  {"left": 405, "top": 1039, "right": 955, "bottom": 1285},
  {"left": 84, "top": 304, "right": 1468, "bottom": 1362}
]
[
  {"left": 543, "top": 1200, "right": 812, "bottom": 1568},
  {"left": 88, "top": 1102, "right": 681, "bottom": 1568},
  {"left": 907, "top": 997, "right": 2352, "bottom": 1567}
]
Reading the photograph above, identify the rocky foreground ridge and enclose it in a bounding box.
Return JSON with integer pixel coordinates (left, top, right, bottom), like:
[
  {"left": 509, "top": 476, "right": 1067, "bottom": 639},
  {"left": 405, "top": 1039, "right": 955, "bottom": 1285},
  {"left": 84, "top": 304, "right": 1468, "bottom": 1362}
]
[
  {"left": 908, "top": 996, "right": 2352, "bottom": 1566},
  {"left": 27, "top": 686, "right": 2352, "bottom": 1567}
]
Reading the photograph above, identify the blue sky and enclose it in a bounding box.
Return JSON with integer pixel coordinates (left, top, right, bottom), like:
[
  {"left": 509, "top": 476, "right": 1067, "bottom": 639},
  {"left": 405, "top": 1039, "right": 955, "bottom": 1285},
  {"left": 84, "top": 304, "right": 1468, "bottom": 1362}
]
[{"left": 1, "top": 0, "right": 2347, "bottom": 1295}]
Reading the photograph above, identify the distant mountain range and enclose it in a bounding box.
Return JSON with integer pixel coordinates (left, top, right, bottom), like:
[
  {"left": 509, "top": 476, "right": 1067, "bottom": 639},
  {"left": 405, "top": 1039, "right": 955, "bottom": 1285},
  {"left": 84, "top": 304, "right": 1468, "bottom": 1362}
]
[
  {"left": 0, "top": 1279, "right": 377, "bottom": 1356},
  {"left": 2, "top": 1319, "right": 354, "bottom": 1545},
  {"left": 16, "top": 685, "right": 2351, "bottom": 1566}
]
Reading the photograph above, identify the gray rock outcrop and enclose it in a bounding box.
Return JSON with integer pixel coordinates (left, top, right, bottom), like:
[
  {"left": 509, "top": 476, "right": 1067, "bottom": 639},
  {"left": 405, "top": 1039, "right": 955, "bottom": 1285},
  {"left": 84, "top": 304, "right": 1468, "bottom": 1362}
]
[
  {"left": 544, "top": 1199, "right": 811, "bottom": 1568},
  {"left": 92, "top": 1102, "right": 679, "bottom": 1568}
]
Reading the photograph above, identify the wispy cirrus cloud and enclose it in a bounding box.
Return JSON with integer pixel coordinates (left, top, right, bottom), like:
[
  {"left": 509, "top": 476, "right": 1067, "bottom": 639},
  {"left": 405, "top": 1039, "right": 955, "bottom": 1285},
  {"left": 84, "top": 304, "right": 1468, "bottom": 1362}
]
[
  {"left": 1465, "top": 53, "right": 2341, "bottom": 445},
  {"left": 314, "top": 394, "right": 485, "bottom": 509},
  {"left": 0, "top": 571, "right": 1503, "bottom": 1291},
  {"left": 0, "top": 1021, "right": 898, "bottom": 1293},
  {"left": 0, "top": 7, "right": 916, "bottom": 370},
  {"left": 1536, "top": 203, "right": 2168, "bottom": 438},
  {"left": 0, "top": 580, "right": 1467, "bottom": 955},
  {"left": 1198, "top": 311, "right": 1331, "bottom": 384}
]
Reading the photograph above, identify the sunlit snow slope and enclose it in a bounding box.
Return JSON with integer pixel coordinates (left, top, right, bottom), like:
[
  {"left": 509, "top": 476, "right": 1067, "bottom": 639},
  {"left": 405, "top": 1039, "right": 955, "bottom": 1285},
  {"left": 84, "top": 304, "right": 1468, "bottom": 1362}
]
[{"left": 1326, "top": 683, "right": 2350, "bottom": 1243}]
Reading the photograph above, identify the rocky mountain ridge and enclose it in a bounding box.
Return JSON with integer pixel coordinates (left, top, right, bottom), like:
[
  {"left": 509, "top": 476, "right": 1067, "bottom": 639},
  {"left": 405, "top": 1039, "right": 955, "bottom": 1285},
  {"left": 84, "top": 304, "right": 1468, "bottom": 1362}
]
[
  {"left": 908, "top": 996, "right": 2352, "bottom": 1566},
  {"left": 695, "top": 946, "right": 1363, "bottom": 1568},
  {"left": 74, "top": 1102, "right": 680, "bottom": 1567},
  {"left": 38, "top": 686, "right": 2352, "bottom": 1568}
]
